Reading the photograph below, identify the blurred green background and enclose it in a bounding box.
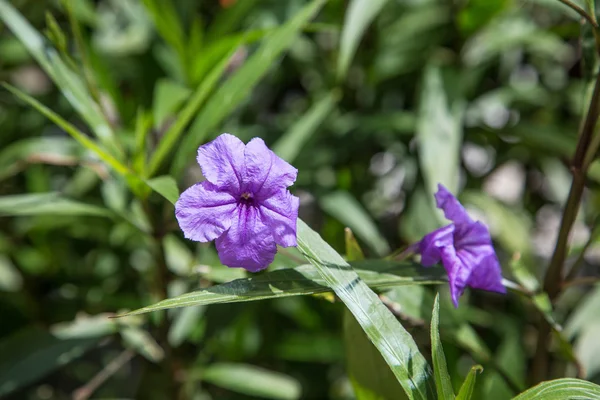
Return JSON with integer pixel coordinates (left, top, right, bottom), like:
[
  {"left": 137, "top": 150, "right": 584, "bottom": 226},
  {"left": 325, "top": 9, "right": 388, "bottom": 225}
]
[{"left": 1, "top": 0, "right": 600, "bottom": 399}]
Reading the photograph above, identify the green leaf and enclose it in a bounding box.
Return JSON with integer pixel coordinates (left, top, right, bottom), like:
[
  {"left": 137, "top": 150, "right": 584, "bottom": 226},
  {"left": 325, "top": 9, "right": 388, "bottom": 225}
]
[
  {"left": 152, "top": 78, "right": 192, "bottom": 129},
  {"left": 0, "top": 329, "right": 99, "bottom": 397},
  {"left": 456, "top": 365, "right": 483, "bottom": 400},
  {"left": 146, "top": 175, "right": 180, "bottom": 205},
  {"left": 431, "top": 294, "right": 455, "bottom": 400},
  {"left": 337, "top": 0, "right": 389, "bottom": 80},
  {"left": 0, "top": 137, "right": 81, "bottom": 181},
  {"left": 511, "top": 378, "right": 600, "bottom": 399},
  {"left": 117, "top": 260, "right": 446, "bottom": 317},
  {"left": 0, "top": 0, "right": 118, "bottom": 150},
  {"left": 272, "top": 91, "right": 339, "bottom": 163},
  {"left": 344, "top": 309, "right": 407, "bottom": 400},
  {"left": 2, "top": 83, "right": 130, "bottom": 177},
  {"left": 120, "top": 326, "right": 164, "bottom": 363},
  {"left": 295, "top": 220, "right": 435, "bottom": 399},
  {"left": 345, "top": 227, "right": 365, "bottom": 262},
  {"left": 320, "top": 191, "right": 390, "bottom": 256},
  {"left": 147, "top": 45, "right": 238, "bottom": 176},
  {"left": 172, "top": 0, "right": 327, "bottom": 176},
  {"left": 0, "top": 193, "right": 113, "bottom": 217},
  {"left": 461, "top": 191, "right": 532, "bottom": 255},
  {"left": 202, "top": 363, "right": 301, "bottom": 400},
  {"left": 417, "top": 65, "right": 464, "bottom": 219}
]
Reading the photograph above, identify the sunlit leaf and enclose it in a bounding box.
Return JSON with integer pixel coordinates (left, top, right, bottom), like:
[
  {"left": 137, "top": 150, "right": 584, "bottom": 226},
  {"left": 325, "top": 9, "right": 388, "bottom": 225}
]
[
  {"left": 417, "top": 64, "right": 464, "bottom": 223},
  {"left": 146, "top": 175, "right": 180, "bottom": 205},
  {"left": 118, "top": 261, "right": 445, "bottom": 316},
  {"left": 295, "top": 220, "right": 435, "bottom": 399}
]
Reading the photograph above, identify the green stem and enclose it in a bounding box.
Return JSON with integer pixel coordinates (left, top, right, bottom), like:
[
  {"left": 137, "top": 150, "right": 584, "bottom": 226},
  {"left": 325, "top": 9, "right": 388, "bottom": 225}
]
[
  {"left": 533, "top": 16, "right": 600, "bottom": 383},
  {"left": 558, "top": 0, "right": 598, "bottom": 27}
]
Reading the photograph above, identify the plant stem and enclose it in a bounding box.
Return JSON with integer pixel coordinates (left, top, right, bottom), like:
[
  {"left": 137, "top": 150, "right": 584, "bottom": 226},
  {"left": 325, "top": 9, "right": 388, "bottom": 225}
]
[
  {"left": 558, "top": 0, "right": 599, "bottom": 27},
  {"left": 532, "top": 18, "right": 600, "bottom": 382}
]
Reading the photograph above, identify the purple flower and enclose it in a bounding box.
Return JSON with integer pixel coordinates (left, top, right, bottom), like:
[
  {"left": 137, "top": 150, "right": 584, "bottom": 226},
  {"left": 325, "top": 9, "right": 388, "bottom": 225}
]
[
  {"left": 175, "top": 133, "right": 299, "bottom": 272},
  {"left": 418, "top": 184, "right": 506, "bottom": 307}
]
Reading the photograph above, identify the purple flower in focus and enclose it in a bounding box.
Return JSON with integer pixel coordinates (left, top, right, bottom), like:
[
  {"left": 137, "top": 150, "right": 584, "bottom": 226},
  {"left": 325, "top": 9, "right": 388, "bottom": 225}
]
[
  {"left": 418, "top": 184, "right": 506, "bottom": 307},
  {"left": 175, "top": 133, "right": 299, "bottom": 272}
]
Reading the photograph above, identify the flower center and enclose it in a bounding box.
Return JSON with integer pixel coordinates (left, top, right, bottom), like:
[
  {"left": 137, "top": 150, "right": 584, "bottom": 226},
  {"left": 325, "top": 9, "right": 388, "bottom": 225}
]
[{"left": 239, "top": 192, "right": 255, "bottom": 206}]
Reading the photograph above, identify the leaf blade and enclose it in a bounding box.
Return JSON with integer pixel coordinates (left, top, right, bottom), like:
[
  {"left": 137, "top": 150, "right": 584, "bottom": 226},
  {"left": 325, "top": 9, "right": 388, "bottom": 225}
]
[
  {"left": 171, "top": 0, "right": 326, "bottom": 176},
  {"left": 295, "top": 220, "right": 435, "bottom": 399},
  {"left": 456, "top": 365, "right": 483, "bottom": 400},
  {"left": 117, "top": 260, "right": 446, "bottom": 317},
  {"left": 337, "top": 0, "right": 389, "bottom": 80},
  {"left": 431, "top": 293, "right": 455, "bottom": 400},
  {"left": 511, "top": 378, "right": 600, "bottom": 400}
]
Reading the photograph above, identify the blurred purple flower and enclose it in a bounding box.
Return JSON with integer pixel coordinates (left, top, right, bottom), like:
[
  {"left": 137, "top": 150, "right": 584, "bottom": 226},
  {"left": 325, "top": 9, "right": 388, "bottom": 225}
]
[
  {"left": 418, "top": 184, "right": 506, "bottom": 307},
  {"left": 175, "top": 133, "right": 299, "bottom": 272}
]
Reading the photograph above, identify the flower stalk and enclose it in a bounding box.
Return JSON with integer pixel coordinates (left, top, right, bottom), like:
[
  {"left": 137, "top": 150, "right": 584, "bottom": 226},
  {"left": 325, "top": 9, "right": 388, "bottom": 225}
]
[{"left": 534, "top": 0, "right": 600, "bottom": 383}]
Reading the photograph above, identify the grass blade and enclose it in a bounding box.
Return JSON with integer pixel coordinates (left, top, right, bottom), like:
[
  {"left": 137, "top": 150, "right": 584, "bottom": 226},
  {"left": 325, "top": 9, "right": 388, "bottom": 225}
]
[
  {"left": 319, "top": 191, "right": 390, "bottom": 256},
  {"left": 456, "top": 365, "right": 483, "bottom": 400},
  {"left": 147, "top": 45, "right": 238, "bottom": 176},
  {"left": 2, "top": 83, "right": 130, "bottom": 176},
  {"left": 0, "top": 193, "right": 113, "bottom": 217},
  {"left": 171, "top": 0, "right": 327, "bottom": 176},
  {"left": 337, "top": 0, "right": 389, "bottom": 81},
  {"left": 0, "top": 0, "right": 118, "bottom": 151},
  {"left": 417, "top": 65, "right": 464, "bottom": 221},
  {"left": 296, "top": 220, "right": 435, "bottom": 399},
  {"left": 431, "top": 293, "right": 455, "bottom": 400},
  {"left": 272, "top": 91, "right": 339, "bottom": 163}
]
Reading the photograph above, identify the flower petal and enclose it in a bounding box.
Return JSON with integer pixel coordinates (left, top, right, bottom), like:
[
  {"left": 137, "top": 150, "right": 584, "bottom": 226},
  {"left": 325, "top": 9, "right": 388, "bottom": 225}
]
[
  {"left": 418, "top": 224, "right": 455, "bottom": 266},
  {"left": 439, "top": 245, "right": 471, "bottom": 308},
  {"left": 259, "top": 189, "right": 299, "bottom": 247},
  {"left": 175, "top": 181, "right": 238, "bottom": 242},
  {"left": 244, "top": 137, "right": 297, "bottom": 197},
  {"left": 468, "top": 252, "right": 506, "bottom": 294},
  {"left": 215, "top": 205, "right": 277, "bottom": 272},
  {"left": 435, "top": 184, "right": 473, "bottom": 225},
  {"left": 197, "top": 133, "right": 245, "bottom": 193}
]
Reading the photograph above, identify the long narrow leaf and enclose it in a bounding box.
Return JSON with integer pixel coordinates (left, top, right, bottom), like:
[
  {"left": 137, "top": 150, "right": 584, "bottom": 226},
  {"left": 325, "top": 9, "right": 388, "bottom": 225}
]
[
  {"left": 511, "top": 378, "right": 600, "bottom": 399},
  {"left": 147, "top": 45, "right": 238, "bottom": 176},
  {"left": 296, "top": 220, "right": 435, "bottom": 399},
  {"left": 171, "top": 0, "right": 326, "bottom": 176},
  {"left": 431, "top": 294, "right": 455, "bottom": 399},
  {"left": 456, "top": 365, "right": 483, "bottom": 400},
  {"left": 0, "top": 0, "right": 118, "bottom": 150},
  {"left": 337, "top": 0, "right": 389, "bottom": 80},
  {"left": 272, "top": 91, "right": 339, "bottom": 163},
  {"left": 0, "top": 193, "right": 113, "bottom": 217},
  {"left": 2, "top": 84, "right": 130, "bottom": 176},
  {"left": 117, "top": 260, "right": 446, "bottom": 317}
]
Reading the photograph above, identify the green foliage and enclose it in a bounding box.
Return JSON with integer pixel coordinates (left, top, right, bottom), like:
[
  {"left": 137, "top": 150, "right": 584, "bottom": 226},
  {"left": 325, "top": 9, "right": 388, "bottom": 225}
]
[
  {"left": 2, "top": 0, "right": 600, "bottom": 398},
  {"left": 431, "top": 294, "right": 455, "bottom": 400}
]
